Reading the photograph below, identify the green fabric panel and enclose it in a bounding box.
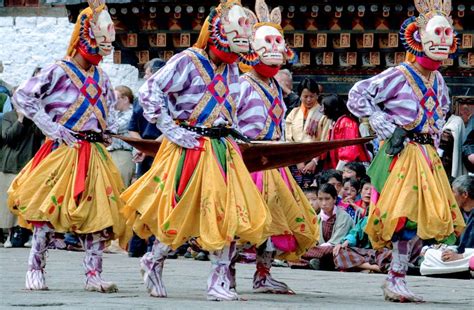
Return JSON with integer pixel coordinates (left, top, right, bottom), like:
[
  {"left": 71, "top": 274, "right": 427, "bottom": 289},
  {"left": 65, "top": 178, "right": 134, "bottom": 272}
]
[
  {"left": 211, "top": 138, "right": 227, "bottom": 175},
  {"left": 174, "top": 150, "right": 187, "bottom": 201},
  {"left": 367, "top": 140, "right": 394, "bottom": 194}
]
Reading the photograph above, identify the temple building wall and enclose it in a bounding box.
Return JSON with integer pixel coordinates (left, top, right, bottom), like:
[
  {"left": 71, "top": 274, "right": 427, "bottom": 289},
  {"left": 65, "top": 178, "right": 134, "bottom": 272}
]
[{"left": 0, "top": 16, "right": 142, "bottom": 91}]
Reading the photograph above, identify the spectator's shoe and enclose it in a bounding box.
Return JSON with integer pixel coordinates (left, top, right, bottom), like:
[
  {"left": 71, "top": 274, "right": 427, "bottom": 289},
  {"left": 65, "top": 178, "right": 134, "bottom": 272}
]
[
  {"left": 140, "top": 240, "right": 170, "bottom": 297},
  {"left": 207, "top": 246, "right": 239, "bottom": 301},
  {"left": 3, "top": 239, "right": 12, "bottom": 248},
  {"left": 24, "top": 236, "right": 32, "bottom": 248},
  {"left": 81, "top": 232, "right": 118, "bottom": 293},
  {"left": 253, "top": 251, "right": 294, "bottom": 294},
  {"left": 308, "top": 258, "right": 321, "bottom": 270},
  {"left": 25, "top": 224, "right": 53, "bottom": 290},
  {"left": 184, "top": 251, "right": 193, "bottom": 259},
  {"left": 195, "top": 251, "right": 209, "bottom": 261},
  {"left": 167, "top": 251, "right": 179, "bottom": 259}
]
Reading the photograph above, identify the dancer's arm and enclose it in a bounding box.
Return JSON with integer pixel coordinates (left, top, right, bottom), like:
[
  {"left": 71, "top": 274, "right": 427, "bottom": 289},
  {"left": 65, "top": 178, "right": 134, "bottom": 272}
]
[
  {"left": 138, "top": 53, "right": 199, "bottom": 149},
  {"left": 12, "top": 64, "right": 77, "bottom": 146},
  {"left": 347, "top": 68, "right": 405, "bottom": 140}
]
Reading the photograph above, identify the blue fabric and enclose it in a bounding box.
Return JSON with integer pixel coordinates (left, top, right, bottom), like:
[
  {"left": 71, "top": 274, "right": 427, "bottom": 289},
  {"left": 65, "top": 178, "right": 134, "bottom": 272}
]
[
  {"left": 457, "top": 210, "right": 474, "bottom": 254},
  {"left": 128, "top": 99, "right": 161, "bottom": 139}
]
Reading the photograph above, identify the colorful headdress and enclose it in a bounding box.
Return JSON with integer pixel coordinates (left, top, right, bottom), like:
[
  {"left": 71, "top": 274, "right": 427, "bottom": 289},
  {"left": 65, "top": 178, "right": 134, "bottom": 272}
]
[
  {"left": 240, "top": 0, "right": 296, "bottom": 67},
  {"left": 194, "top": 0, "right": 252, "bottom": 55},
  {"left": 400, "top": 0, "right": 457, "bottom": 60},
  {"left": 66, "top": 0, "right": 115, "bottom": 65}
]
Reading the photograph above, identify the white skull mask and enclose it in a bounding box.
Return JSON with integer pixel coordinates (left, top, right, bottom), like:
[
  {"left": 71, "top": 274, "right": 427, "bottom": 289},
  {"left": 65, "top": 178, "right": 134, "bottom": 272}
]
[
  {"left": 420, "top": 15, "right": 454, "bottom": 61},
  {"left": 221, "top": 5, "right": 252, "bottom": 53},
  {"left": 90, "top": 10, "right": 115, "bottom": 56},
  {"left": 252, "top": 25, "right": 285, "bottom": 66}
]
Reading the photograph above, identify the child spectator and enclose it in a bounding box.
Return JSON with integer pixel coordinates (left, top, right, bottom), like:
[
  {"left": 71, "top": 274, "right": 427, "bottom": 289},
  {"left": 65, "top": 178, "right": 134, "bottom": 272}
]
[
  {"left": 342, "top": 162, "right": 367, "bottom": 180},
  {"left": 303, "top": 186, "right": 319, "bottom": 214},
  {"left": 318, "top": 169, "right": 343, "bottom": 195},
  {"left": 292, "top": 184, "right": 353, "bottom": 270},
  {"left": 339, "top": 178, "right": 361, "bottom": 221}
]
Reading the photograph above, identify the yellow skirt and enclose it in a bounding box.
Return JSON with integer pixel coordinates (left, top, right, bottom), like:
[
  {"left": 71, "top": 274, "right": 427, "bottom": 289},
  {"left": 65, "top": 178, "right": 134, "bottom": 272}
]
[
  {"left": 8, "top": 141, "right": 130, "bottom": 247},
  {"left": 365, "top": 143, "right": 465, "bottom": 249},
  {"left": 121, "top": 138, "right": 271, "bottom": 251},
  {"left": 252, "top": 168, "right": 319, "bottom": 261}
]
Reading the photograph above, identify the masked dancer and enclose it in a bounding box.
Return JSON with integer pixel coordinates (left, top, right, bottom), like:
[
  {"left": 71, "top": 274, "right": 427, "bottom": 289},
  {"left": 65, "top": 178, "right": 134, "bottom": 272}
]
[
  {"left": 236, "top": 0, "right": 318, "bottom": 294},
  {"left": 9, "top": 0, "right": 129, "bottom": 293},
  {"left": 347, "top": 0, "right": 465, "bottom": 302},
  {"left": 121, "top": 0, "right": 270, "bottom": 301}
]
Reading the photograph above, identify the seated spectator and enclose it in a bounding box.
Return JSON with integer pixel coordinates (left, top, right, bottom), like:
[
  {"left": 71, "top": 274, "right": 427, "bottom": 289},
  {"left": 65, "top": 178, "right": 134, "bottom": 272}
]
[
  {"left": 303, "top": 186, "right": 319, "bottom": 214},
  {"left": 292, "top": 184, "right": 353, "bottom": 270},
  {"left": 107, "top": 85, "right": 134, "bottom": 186},
  {"left": 338, "top": 177, "right": 362, "bottom": 222},
  {"left": 286, "top": 78, "right": 322, "bottom": 188},
  {"left": 318, "top": 169, "right": 343, "bottom": 199},
  {"left": 420, "top": 175, "right": 474, "bottom": 277},
  {"left": 319, "top": 95, "right": 371, "bottom": 170},
  {"left": 333, "top": 177, "right": 391, "bottom": 273},
  {"left": 342, "top": 162, "right": 367, "bottom": 181},
  {"left": 354, "top": 178, "right": 371, "bottom": 218}
]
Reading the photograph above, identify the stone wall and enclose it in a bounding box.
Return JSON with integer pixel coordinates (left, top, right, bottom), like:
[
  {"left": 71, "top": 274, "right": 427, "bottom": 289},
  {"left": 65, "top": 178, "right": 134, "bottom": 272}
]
[{"left": 0, "top": 16, "right": 142, "bottom": 93}]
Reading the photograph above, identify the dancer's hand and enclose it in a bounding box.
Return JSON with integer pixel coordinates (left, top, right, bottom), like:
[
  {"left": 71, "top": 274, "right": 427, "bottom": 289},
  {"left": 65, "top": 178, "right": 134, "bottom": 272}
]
[
  {"left": 163, "top": 125, "right": 200, "bottom": 149},
  {"left": 385, "top": 127, "right": 408, "bottom": 156},
  {"left": 57, "top": 126, "right": 78, "bottom": 148}
]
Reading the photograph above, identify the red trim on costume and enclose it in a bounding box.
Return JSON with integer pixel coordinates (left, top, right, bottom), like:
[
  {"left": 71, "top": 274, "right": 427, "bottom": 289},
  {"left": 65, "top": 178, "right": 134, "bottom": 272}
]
[
  {"left": 209, "top": 44, "right": 238, "bottom": 64},
  {"left": 77, "top": 45, "right": 103, "bottom": 66},
  {"left": 31, "top": 140, "right": 55, "bottom": 170},
  {"left": 175, "top": 139, "right": 205, "bottom": 203},
  {"left": 416, "top": 56, "right": 441, "bottom": 71},
  {"left": 253, "top": 63, "right": 280, "bottom": 78},
  {"left": 395, "top": 217, "right": 407, "bottom": 232},
  {"left": 74, "top": 141, "right": 91, "bottom": 199},
  {"left": 388, "top": 155, "right": 399, "bottom": 172}
]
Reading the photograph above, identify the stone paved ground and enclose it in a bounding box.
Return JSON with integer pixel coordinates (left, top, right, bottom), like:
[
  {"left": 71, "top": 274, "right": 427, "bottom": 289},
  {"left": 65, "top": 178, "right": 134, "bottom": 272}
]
[{"left": 1, "top": 248, "right": 472, "bottom": 310}]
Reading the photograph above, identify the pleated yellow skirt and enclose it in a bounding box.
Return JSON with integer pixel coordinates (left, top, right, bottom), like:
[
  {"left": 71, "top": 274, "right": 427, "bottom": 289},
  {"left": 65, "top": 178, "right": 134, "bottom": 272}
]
[
  {"left": 8, "top": 141, "right": 130, "bottom": 247},
  {"left": 121, "top": 137, "right": 271, "bottom": 251},
  {"left": 366, "top": 143, "right": 465, "bottom": 249},
  {"left": 252, "top": 167, "right": 319, "bottom": 261}
]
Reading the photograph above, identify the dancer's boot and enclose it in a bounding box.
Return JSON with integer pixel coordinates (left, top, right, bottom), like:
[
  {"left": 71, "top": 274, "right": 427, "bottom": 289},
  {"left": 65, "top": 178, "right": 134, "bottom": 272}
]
[
  {"left": 80, "top": 231, "right": 118, "bottom": 293},
  {"left": 140, "top": 239, "right": 170, "bottom": 297},
  {"left": 25, "top": 223, "right": 54, "bottom": 290}
]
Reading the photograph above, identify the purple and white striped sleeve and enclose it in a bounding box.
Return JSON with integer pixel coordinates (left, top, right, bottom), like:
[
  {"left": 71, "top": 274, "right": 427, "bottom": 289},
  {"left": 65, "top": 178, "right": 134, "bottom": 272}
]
[
  {"left": 138, "top": 52, "right": 193, "bottom": 124},
  {"left": 347, "top": 67, "right": 405, "bottom": 140},
  {"left": 12, "top": 64, "right": 65, "bottom": 138},
  {"left": 236, "top": 77, "right": 267, "bottom": 139}
]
